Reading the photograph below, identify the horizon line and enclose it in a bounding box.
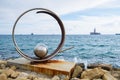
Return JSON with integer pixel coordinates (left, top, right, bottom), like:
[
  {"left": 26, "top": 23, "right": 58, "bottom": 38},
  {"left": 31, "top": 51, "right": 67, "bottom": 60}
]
[{"left": 0, "top": 34, "right": 119, "bottom": 35}]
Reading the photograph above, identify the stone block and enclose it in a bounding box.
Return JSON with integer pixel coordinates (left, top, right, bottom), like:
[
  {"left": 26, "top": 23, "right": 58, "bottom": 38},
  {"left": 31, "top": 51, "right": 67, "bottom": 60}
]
[{"left": 7, "top": 58, "right": 75, "bottom": 79}]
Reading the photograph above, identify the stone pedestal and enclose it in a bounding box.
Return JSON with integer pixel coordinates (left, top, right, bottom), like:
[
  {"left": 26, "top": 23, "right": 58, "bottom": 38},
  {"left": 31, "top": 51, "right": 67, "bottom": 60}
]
[{"left": 7, "top": 58, "right": 75, "bottom": 78}]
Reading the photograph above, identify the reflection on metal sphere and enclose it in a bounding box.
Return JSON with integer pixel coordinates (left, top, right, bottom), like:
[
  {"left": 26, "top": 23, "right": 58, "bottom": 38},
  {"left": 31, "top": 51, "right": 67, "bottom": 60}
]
[{"left": 34, "top": 44, "right": 48, "bottom": 58}]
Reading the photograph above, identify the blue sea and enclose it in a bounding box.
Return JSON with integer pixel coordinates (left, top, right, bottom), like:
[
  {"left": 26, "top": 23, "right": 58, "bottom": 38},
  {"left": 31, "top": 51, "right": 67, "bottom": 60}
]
[{"left": 0, "top": 35, "right": 120, "bottom": 68}]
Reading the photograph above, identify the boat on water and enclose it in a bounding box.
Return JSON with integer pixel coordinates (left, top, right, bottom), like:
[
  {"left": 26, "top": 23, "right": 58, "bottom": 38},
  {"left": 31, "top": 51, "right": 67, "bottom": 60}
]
[
  {"left": 31, "top": 33, "right": 34, "bottom": 35},
  {"left": 115, "top": 33, "right": 120, "bottom": 35},
  {"left": 90, "top": 28, "right": 101, "bottom": 35}
]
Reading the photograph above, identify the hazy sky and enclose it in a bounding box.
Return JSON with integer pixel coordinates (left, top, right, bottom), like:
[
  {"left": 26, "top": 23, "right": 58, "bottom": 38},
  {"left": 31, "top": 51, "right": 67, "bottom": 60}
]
[{"left": 1, "top": 0, "right": 120, "bottom": 34}]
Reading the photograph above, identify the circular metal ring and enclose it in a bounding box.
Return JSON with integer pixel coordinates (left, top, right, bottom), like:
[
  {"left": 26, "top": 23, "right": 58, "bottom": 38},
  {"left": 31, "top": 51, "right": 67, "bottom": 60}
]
[{"left": 12, "top": 8, "right": 65, "bottom": 62}]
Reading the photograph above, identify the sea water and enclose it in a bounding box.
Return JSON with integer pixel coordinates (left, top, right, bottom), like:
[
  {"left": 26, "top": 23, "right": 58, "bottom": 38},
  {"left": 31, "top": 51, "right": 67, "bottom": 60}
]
[{"left": 0, "top": 35, "right": 120, "bottom": 68}]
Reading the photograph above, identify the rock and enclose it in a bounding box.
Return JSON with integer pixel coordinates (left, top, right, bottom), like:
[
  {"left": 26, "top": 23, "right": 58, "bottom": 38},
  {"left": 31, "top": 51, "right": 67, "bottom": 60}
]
[
  {"left": 88, "top": 63, "right": 112, "bottom": 71},
  {"left": 10, "top": 66, "right": 16, "bottom": 70},
  {"left": 34, "top": 78, "right": 40, "bottom": 80},
  {"left": 0, "top": 60, "right": 7, "bottom": 69},
  {"left": 17, "top": 72, "right": 28, "bottom": 78},
  {"left": 76, "top": 63, "right": 84, "bottom": 69},
  {"left": 71, "top": 78, "right": 80, "bottom": 80},
  {"left": 79, "top": 79, "right": 90, "bottom": 80},
  {"left": 0, "top": 60, "right": 7, "bottom": 65},
  {"left": 16, "top": 72, "right": 29, "bottom": 80},
  {"left": 3, "top": 69, "right": 14, "bottom": 77},
  {"left": 34, "top": 77, "right": 50, "bottom": 80},
  {"left": 0, "top": 69, "right": 4, "bottom": 74},
  {"left": 99, "top": 64, "right": 112, "bottom": 71},
  {"left": 51, "top": 75, "right": 60, "bottom": 80},
  {"left": 0, "top": 64, "right": 6, "bottom": 69},
  {"left": 0, "top": 73, "right": 7, "bottom": 80},
  {"left": 72, "top": 65, "right": 83, "bottom": 78},
  {"left": 63, "top": 76, "right": 69, "bottom": 80},
  {"left": 11, "top": 71, "right": 19, "bottom": 79},
  {"left": 112, "top": 71, "right": 120, "bottom": 79},
  {"left": 8, "top": 78, "right": 13, "bottom": 80},
  {"left": 71, "top": 78, "right": 90, "bottom": 80},
  {"left": 103, "top": 73, "right": 117, "bottom": 80},
  {"left": 16, "top": 77, "right": 30, "bottom": 80},
  {"left": 27, "top": 75, "right": 36, "bottom": 80},
  {"left": 81, "top": 67, "right": 105, "bottom": 79},
  {"left": 58, "top": 74, "right": 69, "bottom": 80},
  {"left": 112, "top": 72, "right": 119, "bottom": 77}
]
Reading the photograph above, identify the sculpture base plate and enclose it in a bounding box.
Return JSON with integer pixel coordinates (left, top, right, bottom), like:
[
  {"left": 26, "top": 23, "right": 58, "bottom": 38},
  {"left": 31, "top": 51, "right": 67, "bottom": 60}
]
[{"left": 7, "top": 58, "right": 75, "bottom": 78}]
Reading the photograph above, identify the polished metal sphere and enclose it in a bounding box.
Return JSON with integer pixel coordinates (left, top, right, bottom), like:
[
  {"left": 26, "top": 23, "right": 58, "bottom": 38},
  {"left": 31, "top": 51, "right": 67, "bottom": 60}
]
[{"left": 34, "top": 44, "right": 48, "bottom": 58}]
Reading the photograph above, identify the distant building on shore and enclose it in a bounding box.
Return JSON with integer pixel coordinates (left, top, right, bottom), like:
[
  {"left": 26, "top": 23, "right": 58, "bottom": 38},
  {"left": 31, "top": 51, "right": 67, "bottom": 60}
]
[{"left": 90, "top": 28, "right": 101, "bottom": 35}]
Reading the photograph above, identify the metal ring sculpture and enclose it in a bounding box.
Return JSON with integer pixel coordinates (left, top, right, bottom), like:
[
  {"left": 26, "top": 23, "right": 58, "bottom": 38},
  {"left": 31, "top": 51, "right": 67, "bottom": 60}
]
[{"left": 12, "top": 8, "right": 65, "bottom": 62}]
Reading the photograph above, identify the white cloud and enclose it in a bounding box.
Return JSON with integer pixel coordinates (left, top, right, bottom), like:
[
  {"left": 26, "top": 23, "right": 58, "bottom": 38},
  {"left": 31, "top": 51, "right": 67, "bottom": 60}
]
[
  {"left": 96, "top": 0, "right": 120, "bottom": 9},
  {"left": 0, "top": 0, "right": 112, "bottom": 17},
  {"left": 55, "top": 0, "right": 110, "bottom": 15},
  {"left": 0, "top": 0, "right": 120, "bottom": 34},
  {"left": 63, "top": 15, "right": 120, "bottom": 34}
]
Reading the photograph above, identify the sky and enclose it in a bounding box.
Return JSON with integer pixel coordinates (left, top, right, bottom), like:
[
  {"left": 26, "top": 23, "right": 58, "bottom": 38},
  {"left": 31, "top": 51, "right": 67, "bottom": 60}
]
[{"left": 0, "top": 0, "right": 120, "bottom": 34}]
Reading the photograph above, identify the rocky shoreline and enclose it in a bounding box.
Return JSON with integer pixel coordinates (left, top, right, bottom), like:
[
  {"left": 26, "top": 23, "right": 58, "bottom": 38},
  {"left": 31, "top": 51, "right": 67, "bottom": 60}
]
[{"left": 0, "top": 60, "right": 119, "bottom": 80}]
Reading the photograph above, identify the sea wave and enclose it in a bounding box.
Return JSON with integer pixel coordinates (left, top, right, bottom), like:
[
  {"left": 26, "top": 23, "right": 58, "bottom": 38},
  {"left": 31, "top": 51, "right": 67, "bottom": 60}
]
[{"left": 0, "top": 35, "right": 120, "bottom": 68}]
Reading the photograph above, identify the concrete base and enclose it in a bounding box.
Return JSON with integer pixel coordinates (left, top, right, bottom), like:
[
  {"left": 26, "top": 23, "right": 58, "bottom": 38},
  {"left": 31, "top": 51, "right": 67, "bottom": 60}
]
[{"left": 7, "top": 58, "right": 76, "bottom": 78}]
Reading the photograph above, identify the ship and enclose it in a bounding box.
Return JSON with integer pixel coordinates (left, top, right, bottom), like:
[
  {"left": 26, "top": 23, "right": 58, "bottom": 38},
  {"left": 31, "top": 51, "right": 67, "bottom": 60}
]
[
  {"left": 90, "top": 28, "right": 101, "bottom": 35},
  {"left": 115, "top": 33, "right": 120, "bottom": 35},
  {"left": 31, "top": 33, "right": 34, "bottom": 35}
]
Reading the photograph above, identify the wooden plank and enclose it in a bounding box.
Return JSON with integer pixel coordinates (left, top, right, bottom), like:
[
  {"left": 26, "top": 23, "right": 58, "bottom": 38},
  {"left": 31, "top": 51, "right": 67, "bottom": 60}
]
[{"left": 7, "top": 58, "right": 75, "bottom": 78}]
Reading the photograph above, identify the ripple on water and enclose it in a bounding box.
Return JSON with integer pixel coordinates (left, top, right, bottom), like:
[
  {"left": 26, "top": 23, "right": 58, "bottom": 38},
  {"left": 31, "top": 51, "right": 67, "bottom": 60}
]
[{"left": 1, "top": 35, "right": 120, "bottom": 68}]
